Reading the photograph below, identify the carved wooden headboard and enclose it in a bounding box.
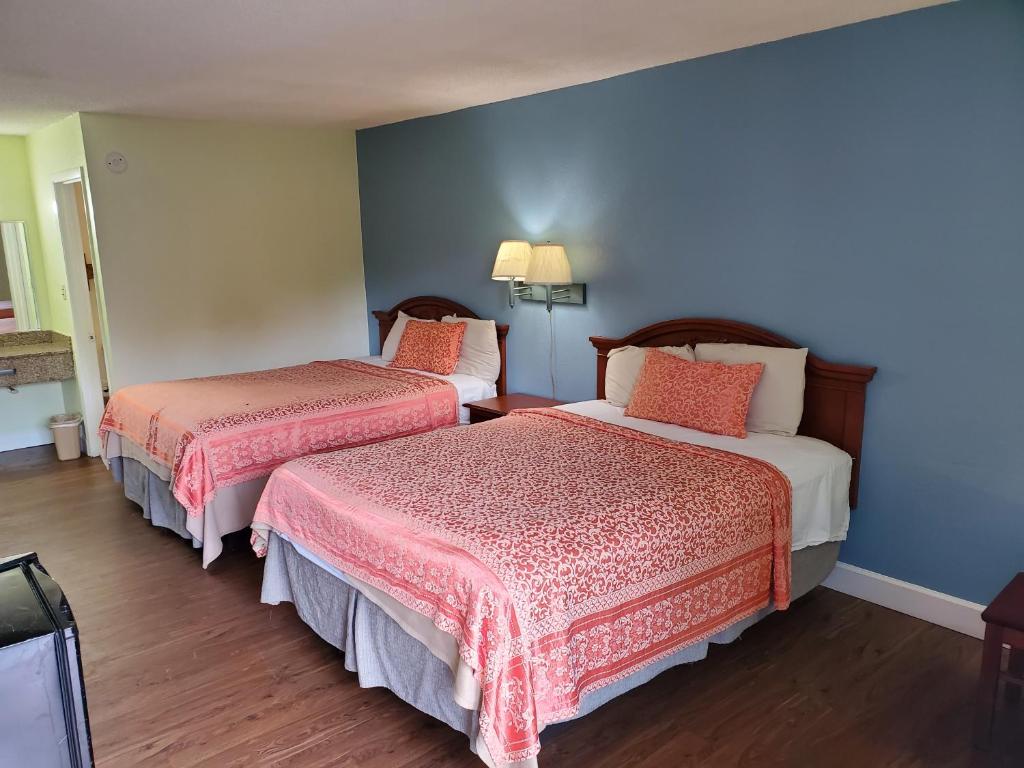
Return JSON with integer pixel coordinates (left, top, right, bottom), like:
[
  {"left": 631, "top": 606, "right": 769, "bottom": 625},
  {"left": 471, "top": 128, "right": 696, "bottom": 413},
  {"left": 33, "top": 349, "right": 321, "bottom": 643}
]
[
  {"left": 590, "top": 318, "right": 876, "bottom": 508},
  {"left": 372, "top": 296, "right": 510, "bottom": 396}
]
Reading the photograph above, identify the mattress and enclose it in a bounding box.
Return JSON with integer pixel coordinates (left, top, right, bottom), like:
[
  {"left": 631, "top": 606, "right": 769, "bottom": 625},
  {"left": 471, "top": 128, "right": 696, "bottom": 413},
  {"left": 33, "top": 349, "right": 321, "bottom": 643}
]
[
  {"left": 557, "top": 399, "right": 852, "bottom": 551},
  {"left": 357, "top": 355, "right": 496, "bottom": 425}
]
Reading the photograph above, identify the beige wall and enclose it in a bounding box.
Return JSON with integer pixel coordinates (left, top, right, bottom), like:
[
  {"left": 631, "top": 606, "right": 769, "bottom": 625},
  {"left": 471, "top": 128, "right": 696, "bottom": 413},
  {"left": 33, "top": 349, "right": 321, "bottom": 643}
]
[{"left": 80, "top": 114, "right": 369, "bottom": 390}]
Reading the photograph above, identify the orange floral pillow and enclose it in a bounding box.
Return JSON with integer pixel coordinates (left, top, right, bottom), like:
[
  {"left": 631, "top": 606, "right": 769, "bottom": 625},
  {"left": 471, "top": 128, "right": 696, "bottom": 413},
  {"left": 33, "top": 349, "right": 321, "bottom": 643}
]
[
  {"left": 390, "top": 319, "right": 467, "bottom": 375},
  {"left": 624, "top": 348, "right": 764, "bottom": 438}
]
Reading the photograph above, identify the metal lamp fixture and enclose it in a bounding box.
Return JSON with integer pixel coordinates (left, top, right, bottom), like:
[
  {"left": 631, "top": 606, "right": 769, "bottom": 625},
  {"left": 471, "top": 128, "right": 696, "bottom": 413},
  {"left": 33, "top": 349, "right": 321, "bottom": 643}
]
[
  {"left": 525, "top": 243, "right": 573, "bottom": 312},
  {"left": 491, "top": 240, "right": 534, "bottom": 308},
  {"left": 492, "top": 240, "right": 586, "bottom": 399},
  {"left": 492, "top": 239, "right": 586, "bottom": 311}
]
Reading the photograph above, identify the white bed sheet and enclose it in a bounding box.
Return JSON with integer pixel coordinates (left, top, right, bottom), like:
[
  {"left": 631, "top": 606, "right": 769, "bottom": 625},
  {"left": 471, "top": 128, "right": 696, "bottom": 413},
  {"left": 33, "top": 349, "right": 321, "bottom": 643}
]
[
  {"left": 556, "top": 399, "right": 851, "bottom": 551},
  {"left": 357, "top": 355, "right": 496, "bottom": 425}
]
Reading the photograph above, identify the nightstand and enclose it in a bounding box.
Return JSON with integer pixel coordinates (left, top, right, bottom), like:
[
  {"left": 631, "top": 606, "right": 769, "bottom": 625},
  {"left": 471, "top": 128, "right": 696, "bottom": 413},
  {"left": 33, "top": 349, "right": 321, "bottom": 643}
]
[
  {"left": 974, "top": 572, "right": 1024, "bottom": 749},
  {"left": 465, "top": 394, "right": 566, "bottom": 424}
]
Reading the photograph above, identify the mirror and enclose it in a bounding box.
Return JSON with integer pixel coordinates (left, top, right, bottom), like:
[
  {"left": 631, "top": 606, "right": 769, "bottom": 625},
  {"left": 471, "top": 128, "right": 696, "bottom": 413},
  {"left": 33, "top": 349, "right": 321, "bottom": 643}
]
[{"left": 0, "top": 221, "right": 41, "bottom": 333}]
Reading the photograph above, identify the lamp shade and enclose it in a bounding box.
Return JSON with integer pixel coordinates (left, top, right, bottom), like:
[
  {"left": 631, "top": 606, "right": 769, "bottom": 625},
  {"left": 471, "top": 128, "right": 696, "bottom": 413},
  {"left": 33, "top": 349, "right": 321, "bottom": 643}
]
[
  {"left": 525, "top": 243, "right": 572, "bottom": 285},
  {"left": 491, "top": 240, "right": 533, "bottom": 281}
]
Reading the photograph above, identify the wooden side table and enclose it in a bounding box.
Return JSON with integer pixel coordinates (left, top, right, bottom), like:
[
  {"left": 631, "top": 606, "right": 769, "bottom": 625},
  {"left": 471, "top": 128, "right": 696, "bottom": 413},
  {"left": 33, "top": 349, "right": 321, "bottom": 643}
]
[
  {"left": 974, "top": 572, "right": 1024, "bottom": 749},
  {"left": 465, "top": 394, "right": 565, "bottom": 424}
]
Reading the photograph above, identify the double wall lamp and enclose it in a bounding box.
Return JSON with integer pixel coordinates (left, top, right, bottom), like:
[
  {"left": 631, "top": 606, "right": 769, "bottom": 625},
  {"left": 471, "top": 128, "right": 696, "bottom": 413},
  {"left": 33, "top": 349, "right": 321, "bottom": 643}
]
[{"left": 491, "top": 240, "right": 587, "bottom": 311}]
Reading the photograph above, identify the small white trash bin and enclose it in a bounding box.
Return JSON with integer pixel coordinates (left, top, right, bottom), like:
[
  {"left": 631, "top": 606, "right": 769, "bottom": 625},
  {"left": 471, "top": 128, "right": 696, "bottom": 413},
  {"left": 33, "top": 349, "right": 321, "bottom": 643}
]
[{"left": 49, "top": 413, "right": 83, "bottom": 461}]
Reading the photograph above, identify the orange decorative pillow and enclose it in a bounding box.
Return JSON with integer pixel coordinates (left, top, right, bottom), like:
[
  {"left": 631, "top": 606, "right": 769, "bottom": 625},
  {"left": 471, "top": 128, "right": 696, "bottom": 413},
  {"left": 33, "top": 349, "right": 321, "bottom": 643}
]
[
  {"left": 390, "top": 319, "right": 467, "bottom": 375},
  {"left": 624, "top": 348, "right": 764, "bottom": 438}
]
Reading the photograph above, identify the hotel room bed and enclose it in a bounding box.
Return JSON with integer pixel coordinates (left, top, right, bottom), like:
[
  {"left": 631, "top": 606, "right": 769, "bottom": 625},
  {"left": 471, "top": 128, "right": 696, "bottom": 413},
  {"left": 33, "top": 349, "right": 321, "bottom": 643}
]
[
  {"left": 100, "top": 296, "right": 508, "bottom": 566},
  {"left": 105, "top": 357, "right": 497, "bottom": 564},
  {"left": 250, "top": 317, "right": 876, "bottom": 767}
]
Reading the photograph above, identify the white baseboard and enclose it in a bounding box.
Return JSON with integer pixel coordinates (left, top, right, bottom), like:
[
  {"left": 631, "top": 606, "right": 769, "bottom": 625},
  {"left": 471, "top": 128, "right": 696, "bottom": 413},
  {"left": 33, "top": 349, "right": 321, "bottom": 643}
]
[{"left": 823, "top": 561, "right": 985, "bottom": 639}]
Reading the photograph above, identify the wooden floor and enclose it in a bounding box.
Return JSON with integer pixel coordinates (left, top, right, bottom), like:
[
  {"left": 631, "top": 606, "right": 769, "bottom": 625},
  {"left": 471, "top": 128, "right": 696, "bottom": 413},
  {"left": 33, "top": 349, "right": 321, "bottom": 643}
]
[{"left": 2, "top": 446, "right": 1021, "bottom": 768}]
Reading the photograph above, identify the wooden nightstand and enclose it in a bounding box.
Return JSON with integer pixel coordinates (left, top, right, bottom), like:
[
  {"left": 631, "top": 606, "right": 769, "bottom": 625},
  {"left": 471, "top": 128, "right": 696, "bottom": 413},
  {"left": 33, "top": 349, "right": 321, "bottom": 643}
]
[
  {"left": 465, "top": 394, "right": 566, "bottom": 424},
  {"left": 974, "top": 572, "right": 1024, "bottom": 749}
]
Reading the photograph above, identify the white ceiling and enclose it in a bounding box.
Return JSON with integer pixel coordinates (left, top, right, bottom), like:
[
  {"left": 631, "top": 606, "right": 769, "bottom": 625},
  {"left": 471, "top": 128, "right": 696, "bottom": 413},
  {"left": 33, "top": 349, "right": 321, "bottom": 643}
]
[{"left": 0, "top": 0, "right": 947, "bottom": 136}]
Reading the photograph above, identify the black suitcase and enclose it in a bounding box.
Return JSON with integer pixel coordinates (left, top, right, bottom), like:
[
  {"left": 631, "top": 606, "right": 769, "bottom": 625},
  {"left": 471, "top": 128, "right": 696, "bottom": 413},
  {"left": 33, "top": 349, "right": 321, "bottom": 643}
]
[{"left": 0, "top": 552, "right": 94, "bottom": 768}]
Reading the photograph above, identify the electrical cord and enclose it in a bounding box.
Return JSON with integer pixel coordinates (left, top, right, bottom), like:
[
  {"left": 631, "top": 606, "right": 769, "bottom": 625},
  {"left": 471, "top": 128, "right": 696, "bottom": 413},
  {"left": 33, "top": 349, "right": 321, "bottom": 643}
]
[{"left": 549, "top": 307, "right": 556, "bottom": 399}]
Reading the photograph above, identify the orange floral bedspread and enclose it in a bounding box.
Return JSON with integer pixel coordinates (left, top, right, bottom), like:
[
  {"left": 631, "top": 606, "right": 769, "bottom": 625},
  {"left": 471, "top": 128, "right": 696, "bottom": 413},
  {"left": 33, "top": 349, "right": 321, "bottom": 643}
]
[
  {"left": 251, "top": 408, "right": 792, "bottom": 767},
  {"left": 99, "top": 360, "right": 458, "bottom": 515}
]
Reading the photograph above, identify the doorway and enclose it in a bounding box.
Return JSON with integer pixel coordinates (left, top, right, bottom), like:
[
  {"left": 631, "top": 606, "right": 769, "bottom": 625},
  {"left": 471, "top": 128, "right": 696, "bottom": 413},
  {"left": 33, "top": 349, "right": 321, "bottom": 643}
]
[
  {"left": 53, "top": 169, "right": 108, "bottom": 456},
  {"left": 69, "top": 181, "right": 108, "bottom": 394}
]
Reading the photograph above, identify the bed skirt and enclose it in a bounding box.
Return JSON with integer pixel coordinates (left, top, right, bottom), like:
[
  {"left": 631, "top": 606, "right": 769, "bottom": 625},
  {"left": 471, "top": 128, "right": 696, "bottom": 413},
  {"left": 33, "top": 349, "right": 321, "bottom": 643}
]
[
  {"left": 261, "top": 531, "right": 840, "bottom": 767},
  {"left": 109, "top": 455, "right": 200, "bottom": 547},
  {"left": 109, "top": 455, "right": 265, "bottom": 565}
]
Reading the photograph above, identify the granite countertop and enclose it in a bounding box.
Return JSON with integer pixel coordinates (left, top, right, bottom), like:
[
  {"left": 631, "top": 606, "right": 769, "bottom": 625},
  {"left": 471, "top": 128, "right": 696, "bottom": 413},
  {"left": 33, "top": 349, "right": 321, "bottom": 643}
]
[
  {"left": 0, "top": 331, "right": 76, "bottom": 385},
  {"left": 0, "top": 331, "right": 73, "bottom": 359}
]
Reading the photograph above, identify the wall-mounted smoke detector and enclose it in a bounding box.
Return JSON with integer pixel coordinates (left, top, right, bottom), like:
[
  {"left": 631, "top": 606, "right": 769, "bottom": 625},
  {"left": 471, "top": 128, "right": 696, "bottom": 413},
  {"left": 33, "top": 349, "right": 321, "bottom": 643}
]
[{"left": 105, "top": 151, "right": 127, "bottom": 174}]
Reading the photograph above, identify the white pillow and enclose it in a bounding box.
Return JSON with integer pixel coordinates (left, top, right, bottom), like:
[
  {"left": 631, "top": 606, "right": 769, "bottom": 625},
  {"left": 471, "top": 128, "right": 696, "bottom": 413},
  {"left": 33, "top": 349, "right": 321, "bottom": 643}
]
[
  {"left": 606, "top": 345, "right": 695, "bottom": 407},
  {"left": 381, "top": 311, "right": 432, "bottom": 362},
  {"left": 443, "top": 315, "right": 500, "bottom": 383},
  {"left": 695, "top": 343, "right": 808, "bottom": 436}
]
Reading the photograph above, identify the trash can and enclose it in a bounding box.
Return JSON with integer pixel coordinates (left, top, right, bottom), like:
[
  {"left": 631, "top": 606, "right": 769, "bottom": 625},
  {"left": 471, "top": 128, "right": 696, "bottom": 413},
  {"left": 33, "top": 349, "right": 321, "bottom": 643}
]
[{"left": 49, "top": 413, "right": 83, "bottom": 461}]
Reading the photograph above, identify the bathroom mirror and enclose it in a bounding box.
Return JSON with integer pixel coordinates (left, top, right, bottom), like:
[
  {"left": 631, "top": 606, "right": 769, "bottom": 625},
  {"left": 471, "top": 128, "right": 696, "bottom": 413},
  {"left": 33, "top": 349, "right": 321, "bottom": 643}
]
[{"left": 0, "top": 221, "right": 41, "bottom": 333}]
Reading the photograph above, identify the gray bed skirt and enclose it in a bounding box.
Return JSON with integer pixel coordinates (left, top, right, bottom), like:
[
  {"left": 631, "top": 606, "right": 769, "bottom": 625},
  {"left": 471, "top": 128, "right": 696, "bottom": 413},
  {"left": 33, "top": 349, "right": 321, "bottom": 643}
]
[
  {"left": 109, "top": 455, "right": 202, "bottom": 548},
  {"left": 261, "top": 532, "right": 840, "bottom": 761},
  {"left": 109, "top": 455, "right": 264, "bottom": 566}
]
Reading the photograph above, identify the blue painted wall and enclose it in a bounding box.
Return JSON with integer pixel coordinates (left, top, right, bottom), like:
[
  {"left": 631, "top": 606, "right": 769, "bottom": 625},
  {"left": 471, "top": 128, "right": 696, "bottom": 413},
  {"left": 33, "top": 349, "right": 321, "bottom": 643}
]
[{"left": 357, "top": 0, "right": 1024, "bottom": 605}]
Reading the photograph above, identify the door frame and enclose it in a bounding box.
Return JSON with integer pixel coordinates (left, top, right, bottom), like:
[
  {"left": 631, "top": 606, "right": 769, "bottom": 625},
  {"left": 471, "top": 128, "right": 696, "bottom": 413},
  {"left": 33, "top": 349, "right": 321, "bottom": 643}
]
[{"left": 53, "top": 167, "right": 107, "bottom": 456}]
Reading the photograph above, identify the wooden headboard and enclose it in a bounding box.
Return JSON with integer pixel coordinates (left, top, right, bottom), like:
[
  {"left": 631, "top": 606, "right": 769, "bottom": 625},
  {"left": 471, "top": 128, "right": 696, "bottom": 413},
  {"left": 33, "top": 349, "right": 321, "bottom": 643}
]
[
  {"left": 372, "top": 296, "right": 510, "bottom": 396},
  {"left": 590, "top": 318, "right": 876, "bottom": 508}
]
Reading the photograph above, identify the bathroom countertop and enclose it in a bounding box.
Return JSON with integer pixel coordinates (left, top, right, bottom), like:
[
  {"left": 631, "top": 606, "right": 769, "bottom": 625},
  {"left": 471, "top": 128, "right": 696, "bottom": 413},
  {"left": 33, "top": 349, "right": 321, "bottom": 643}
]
[
  {"left": 0, "top": 331, "right": 73, "bottom": 359},
  {"left": 0, "top": 331, "right": 75, "bottom": 384}
]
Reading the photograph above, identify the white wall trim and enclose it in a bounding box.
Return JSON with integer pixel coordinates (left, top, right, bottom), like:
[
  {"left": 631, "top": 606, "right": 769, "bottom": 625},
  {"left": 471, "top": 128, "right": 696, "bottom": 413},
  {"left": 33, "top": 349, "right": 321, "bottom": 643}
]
[
  {"left": 823, "top": 561, "right": 986, "bottom": 640},
  {"left": 52, "top": 168, "right": 82, "bottom": 185},
  {"left": 52, "top": 168, "right": 104, "bottom": 456}
]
